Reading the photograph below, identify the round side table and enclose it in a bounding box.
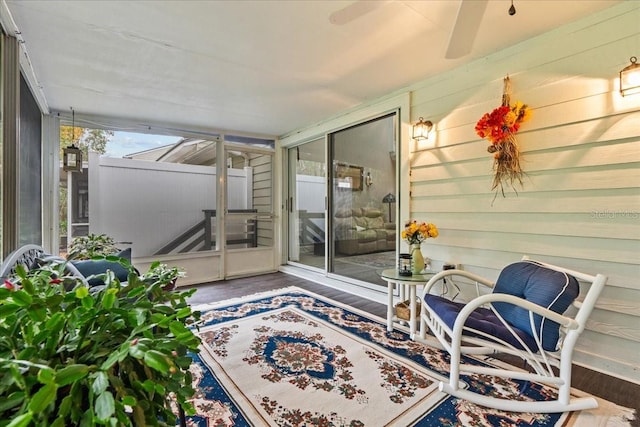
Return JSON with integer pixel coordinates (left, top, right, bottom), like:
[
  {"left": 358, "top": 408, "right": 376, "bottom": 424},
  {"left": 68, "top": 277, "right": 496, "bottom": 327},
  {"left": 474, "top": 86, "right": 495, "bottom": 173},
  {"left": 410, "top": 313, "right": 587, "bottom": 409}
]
[{"left": 380, "top": 268, "right": 435, "bottom": 338}]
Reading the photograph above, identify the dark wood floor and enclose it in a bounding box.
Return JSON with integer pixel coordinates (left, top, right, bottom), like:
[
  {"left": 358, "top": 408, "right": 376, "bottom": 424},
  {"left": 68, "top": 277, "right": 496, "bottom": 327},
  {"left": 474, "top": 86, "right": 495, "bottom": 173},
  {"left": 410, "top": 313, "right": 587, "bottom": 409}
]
[{"left": 184, "top": 272, "right": 639, "bottom": 425}]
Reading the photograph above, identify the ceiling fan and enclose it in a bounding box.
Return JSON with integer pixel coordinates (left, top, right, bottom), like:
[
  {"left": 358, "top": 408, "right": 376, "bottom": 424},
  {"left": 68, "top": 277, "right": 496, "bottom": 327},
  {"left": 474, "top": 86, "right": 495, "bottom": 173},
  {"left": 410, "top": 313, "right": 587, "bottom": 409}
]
[{"left": 328, "top": 0, "right": 491, "bottom": 60}]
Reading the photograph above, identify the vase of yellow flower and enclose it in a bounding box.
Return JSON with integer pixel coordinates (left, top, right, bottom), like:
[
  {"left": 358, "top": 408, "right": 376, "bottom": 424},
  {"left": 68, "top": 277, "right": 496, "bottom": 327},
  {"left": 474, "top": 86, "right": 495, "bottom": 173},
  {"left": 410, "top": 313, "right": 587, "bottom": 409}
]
[
  {"left": 402, "top": 220, "right": 438, "bottom": 274},
  {"left": 410, "top": 244, "right": 425, "bottom": 274}
]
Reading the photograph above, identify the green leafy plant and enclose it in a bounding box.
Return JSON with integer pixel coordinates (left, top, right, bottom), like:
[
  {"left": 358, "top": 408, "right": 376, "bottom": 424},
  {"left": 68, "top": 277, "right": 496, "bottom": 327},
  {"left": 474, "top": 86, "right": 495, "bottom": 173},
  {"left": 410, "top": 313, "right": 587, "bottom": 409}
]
[
  {"left": 0, "top": 259, "right": 201, "bottom": 426},
  {"left": 142, "top": 262, "right": 186, "bottom": 292},
  {"left": 67, "top": 233, "right": 121, "bottom": 260}
]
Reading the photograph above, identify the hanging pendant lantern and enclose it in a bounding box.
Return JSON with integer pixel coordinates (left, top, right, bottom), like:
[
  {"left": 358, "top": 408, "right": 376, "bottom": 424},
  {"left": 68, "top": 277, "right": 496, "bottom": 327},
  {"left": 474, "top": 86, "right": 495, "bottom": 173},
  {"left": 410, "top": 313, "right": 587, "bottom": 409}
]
[
  {"left": 63, "top": 144, "right": 83, "bottom": 172},
  {"left": 63, "top": 107, "right": 83, "bottom": 172}
]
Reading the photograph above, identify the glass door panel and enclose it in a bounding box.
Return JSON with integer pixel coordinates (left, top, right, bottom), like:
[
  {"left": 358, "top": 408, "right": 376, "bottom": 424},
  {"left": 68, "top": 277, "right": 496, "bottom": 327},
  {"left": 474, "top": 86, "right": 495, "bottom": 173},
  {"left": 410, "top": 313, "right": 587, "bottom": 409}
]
[
  {"left": 224, "top": 145, "right": 274, "bottom": 247},
  {"left": 330, "top": 114, "right": 397, "bottom": 288},
  {"left": 288, "top": 138, "right": 326, "bottom": 269},
  {"left": 224, "top": 141, "right": 276, "bottom": 277}
]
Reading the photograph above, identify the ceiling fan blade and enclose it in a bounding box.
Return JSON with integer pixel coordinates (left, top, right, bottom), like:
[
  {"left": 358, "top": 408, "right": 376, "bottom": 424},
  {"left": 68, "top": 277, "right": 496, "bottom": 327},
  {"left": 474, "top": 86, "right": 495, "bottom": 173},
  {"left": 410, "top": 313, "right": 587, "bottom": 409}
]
[
  {"left": 329, "top": 0, "right": 390, "bottom": 26},
  {"left": 445, "top": 0, "right": 488, "bottom": 59}
]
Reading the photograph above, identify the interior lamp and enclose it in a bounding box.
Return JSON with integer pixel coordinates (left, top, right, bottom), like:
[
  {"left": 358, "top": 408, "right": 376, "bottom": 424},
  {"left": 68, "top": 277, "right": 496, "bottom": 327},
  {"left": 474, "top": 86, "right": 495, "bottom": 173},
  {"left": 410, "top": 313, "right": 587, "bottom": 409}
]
[
  {"left": 412, "top": 117, "right": 433, "bottom": 140},
  {"left": 620, "top": 56, "right": 640, "bottom": 97},
  {"left": 382, "top": 193, "right": 396, "bottom": 222}
]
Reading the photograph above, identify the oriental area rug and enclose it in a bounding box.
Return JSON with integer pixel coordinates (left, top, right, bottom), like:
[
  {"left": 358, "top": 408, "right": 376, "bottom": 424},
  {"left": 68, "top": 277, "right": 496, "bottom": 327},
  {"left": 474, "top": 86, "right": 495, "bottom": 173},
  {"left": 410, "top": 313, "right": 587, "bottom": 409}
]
[{"left": 184, "top": 287, "right": 634, "bottom": 427}]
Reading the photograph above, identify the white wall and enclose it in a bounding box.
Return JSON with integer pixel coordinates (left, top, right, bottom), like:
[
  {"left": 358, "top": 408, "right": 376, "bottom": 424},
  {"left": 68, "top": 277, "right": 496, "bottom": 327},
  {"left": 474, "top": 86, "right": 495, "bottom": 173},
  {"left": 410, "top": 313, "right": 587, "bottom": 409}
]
[{"left": 407, "top": 2, "right": 640, "bottom": 383}]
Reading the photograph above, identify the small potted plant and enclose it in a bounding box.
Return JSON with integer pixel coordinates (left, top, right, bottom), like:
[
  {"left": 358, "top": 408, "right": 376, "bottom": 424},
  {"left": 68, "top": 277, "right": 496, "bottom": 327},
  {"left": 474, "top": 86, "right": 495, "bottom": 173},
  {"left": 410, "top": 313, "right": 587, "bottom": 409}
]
[
  {"left": 0, "top": 259, "right": 201, "bottom": 426},
  {"left": 67, "top": 233, "right": 121, "bottom": 260},
  {"left": 142, "top": 261, "right": 186, "bottom": 292}
]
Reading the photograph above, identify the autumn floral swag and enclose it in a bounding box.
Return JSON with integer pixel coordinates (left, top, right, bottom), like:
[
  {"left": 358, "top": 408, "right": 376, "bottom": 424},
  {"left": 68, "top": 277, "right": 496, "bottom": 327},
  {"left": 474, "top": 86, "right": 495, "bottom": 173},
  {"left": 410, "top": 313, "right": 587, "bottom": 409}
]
[{"left": 475, "top": 76, "right": 531, "bottom": 199}]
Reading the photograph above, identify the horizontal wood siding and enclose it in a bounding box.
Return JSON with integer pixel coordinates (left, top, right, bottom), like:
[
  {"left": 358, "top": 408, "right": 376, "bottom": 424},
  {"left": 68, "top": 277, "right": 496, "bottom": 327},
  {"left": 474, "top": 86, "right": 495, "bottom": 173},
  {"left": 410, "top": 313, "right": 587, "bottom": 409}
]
[
  {"left": 409, "top": 2, "right": 640, "bottom": 383},
  {"left": 251, "top": 153, "right": 274, "bottom": 247}
]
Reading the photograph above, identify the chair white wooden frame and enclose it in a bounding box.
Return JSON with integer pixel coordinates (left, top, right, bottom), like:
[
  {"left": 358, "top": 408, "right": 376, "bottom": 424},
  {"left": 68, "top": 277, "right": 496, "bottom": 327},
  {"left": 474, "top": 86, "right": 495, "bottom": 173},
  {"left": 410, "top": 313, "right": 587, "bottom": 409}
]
[
  {"left": 418, "top": 256, "right": 608, "bottom": 413},
  {"left": 1, "top": 244, "right": 89, "bottom": 286}
]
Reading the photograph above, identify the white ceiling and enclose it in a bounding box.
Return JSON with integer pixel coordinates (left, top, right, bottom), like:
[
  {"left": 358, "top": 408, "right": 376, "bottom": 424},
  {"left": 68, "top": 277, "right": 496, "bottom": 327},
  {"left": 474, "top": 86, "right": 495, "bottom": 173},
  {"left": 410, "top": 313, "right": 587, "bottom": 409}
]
[{"left": 4, "top": 0, "right": 621, "bottom": 137}]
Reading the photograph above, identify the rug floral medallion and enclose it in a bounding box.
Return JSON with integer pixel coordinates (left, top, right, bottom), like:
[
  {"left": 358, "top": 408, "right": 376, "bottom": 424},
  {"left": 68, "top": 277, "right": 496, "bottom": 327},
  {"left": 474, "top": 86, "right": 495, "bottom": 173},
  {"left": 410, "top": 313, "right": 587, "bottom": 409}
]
[{"left": 184, "top": 287, "right": 634, "bottom": 427}]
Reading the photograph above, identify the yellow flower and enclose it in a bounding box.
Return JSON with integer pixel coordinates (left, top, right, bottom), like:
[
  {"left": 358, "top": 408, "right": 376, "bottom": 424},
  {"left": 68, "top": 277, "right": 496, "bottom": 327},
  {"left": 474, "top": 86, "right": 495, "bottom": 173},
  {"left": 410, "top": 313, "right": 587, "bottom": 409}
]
[
  {"left": 403, "top": 220, "right": 438, "bottom": 244},
  {"left": 504, "top": 111, "right": 517, "bottom": 127}
]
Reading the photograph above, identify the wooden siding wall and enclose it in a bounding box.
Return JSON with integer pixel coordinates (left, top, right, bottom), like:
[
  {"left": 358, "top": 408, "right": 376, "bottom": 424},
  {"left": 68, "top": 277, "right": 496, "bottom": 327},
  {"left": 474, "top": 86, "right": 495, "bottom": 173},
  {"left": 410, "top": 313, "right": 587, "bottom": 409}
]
[
  {"left": 250, "top": 153, "right": 274, "bottom": 247},
  {"left": 408, "top": 2, "right": 640, "bottom": 383}
]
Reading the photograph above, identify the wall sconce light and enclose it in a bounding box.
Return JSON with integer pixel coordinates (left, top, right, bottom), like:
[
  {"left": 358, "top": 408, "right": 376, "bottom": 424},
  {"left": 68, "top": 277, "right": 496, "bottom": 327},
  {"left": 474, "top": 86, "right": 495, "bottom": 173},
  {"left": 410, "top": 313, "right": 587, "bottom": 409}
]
[
  {"left": 412, "top": 117, "right": 433, "bottom": 140},
  {"left": 63, "top": 144, "right": 83, "bottom": 172},
  {"left": 365, "top": 171, "right": 373, "bottom": 187},
  {"left": 620, "top": 56, "right": 640, "bottom": 96}
]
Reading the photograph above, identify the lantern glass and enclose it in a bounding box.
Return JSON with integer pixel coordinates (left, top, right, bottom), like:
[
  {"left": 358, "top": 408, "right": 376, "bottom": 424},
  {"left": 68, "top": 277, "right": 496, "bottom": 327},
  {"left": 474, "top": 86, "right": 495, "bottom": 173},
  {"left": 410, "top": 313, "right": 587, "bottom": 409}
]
[
  {"left": 398, "top": 253, "right": 412, "bottom": 276},
  {"left": 412, "top": 118, "right": 433, "bottom": 140},
  {"left": 63, "top": 145, "right": 83, "bottom": 172},
  {"left": 620, "top": 56, "right": 640, "bottom": 97}
]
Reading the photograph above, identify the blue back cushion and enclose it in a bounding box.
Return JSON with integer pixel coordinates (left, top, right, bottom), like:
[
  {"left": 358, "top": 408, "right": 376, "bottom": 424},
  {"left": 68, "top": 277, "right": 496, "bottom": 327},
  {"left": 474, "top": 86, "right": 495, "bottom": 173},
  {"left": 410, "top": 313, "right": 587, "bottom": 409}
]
[
  {"left": 493, "top": 261, "right": 579, "bottom": 351},
  {"left": 71, "top": 248, "right": 132, "bottom": 287}
]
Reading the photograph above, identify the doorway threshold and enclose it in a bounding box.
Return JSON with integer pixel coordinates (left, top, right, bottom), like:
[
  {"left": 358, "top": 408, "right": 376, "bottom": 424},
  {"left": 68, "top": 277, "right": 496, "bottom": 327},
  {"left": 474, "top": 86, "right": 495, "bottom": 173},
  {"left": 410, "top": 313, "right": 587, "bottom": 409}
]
[{"left": 279, "top": 264, "right": 387, "bottom": 306}]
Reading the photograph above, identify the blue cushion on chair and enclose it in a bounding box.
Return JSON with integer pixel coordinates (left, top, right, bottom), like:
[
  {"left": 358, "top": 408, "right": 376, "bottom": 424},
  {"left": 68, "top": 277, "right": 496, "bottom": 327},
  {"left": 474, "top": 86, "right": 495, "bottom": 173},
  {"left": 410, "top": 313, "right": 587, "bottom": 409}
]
[
  {"left": 492, "top": 261, "right": 579, "bottom": 351},
  {"left": 423, "top": 261, "right": 580, "bottom": 352},
  {"left": 70, "top": 248, "right": 132, "bottom": 287},
  {"left": 424, "top": 294, "right": 538, "bottom": 351}
]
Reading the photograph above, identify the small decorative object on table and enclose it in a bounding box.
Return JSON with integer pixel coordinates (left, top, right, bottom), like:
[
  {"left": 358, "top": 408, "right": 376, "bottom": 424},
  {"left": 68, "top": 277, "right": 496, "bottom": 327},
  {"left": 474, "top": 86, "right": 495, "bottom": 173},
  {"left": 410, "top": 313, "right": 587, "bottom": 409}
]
[
  {"left": 402, "top": 220, "right": 438, "bottom": 274},
  {"left": 398, "top": 253, "right": 412, "bottom": 276},
  {"left": 475, "top": 75, "right": 532, "bottom": 199}
]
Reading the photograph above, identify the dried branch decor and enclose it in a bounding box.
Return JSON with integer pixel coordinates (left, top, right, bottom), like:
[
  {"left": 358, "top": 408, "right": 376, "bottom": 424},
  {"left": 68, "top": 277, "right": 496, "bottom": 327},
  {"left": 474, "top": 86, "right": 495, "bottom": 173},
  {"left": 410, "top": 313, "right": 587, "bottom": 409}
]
[{"left": 475, "top": 76, "right": 531, "bottom": 198}]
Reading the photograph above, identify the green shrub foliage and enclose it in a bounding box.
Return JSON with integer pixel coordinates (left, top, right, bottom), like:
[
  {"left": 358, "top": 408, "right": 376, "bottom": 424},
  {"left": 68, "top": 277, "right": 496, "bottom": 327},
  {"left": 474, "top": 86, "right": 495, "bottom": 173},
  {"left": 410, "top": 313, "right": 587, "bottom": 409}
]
[{"left": 0, "top": 259, "right": 201, "bottom": 426}]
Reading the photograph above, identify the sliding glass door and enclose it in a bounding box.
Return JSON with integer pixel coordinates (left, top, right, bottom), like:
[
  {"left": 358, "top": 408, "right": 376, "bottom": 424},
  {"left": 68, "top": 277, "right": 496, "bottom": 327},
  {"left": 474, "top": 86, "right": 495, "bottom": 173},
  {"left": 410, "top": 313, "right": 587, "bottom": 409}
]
[
  {"left": 287, "top": 114, "right": 398, "bottom": 289},
  {"left": 287, "top": 137, "right": 326, "bottom": 269},
  {"left": 330, "top": 114, "right": 397, "bottom": 287}
]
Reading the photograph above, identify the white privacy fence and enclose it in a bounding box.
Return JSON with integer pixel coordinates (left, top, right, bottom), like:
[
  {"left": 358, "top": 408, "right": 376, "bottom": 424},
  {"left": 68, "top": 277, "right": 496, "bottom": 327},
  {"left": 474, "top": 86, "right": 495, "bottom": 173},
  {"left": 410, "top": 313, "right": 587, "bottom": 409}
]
[
  {"left": 288, "top": 175, "right": 326, "bottom": 261},
  {"left": 88, "top": 153, "right": 251, "bottom": 257}
]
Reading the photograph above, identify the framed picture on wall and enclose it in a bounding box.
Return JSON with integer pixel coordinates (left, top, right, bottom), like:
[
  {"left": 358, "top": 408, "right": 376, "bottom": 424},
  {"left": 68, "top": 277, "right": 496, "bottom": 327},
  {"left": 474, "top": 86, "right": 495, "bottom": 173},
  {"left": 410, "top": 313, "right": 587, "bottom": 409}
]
[{"left": 335, "top": 163, "right": 363, "bottom": 191}]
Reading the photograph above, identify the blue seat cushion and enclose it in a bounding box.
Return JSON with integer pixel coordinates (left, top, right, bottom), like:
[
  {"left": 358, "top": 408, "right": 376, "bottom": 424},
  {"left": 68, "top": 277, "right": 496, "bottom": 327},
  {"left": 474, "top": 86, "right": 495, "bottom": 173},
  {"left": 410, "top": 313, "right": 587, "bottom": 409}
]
[
  {"left": 424, "top": 294, "right": 538, "bottom": 351},
  {"left": 70, "top": 248, "right": 132, "bottom": 287},
  {"left": 424, "top": 261, "right": 580, "bottom": 352},
  {"left": 493, "top": 261, "right": 579, "bottom": 351}
]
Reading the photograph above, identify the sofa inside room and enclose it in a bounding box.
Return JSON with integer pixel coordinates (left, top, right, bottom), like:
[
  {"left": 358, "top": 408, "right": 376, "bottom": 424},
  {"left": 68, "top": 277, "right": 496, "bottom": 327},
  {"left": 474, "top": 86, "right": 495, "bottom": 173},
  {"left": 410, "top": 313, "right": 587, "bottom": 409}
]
[{"left": 334, "top": 207, "right": 396, "bottom": 255}]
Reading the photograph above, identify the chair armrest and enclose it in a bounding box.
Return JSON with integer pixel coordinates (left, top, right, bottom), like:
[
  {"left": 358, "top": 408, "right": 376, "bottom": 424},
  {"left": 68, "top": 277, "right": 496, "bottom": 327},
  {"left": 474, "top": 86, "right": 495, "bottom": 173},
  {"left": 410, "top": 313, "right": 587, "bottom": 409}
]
[
  {"left": 421, "top": 269, "right": 495, "bottom": 299},
  {"left": 455, "top": 293, "right": 580, "bottom": 333}
]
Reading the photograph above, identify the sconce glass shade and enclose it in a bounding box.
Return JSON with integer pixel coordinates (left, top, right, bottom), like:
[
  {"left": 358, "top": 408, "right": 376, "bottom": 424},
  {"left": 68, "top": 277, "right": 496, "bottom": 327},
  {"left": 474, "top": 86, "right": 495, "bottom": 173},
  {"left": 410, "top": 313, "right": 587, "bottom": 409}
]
[
  {"left": 412, "top": 117, "right": 433, "bottom": 140},
  {"left": 620, "top": 56, "right": 640, "bottom": 97},
  {"left": 63, "top": 144, "right": 83, "bottom": 172}
]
